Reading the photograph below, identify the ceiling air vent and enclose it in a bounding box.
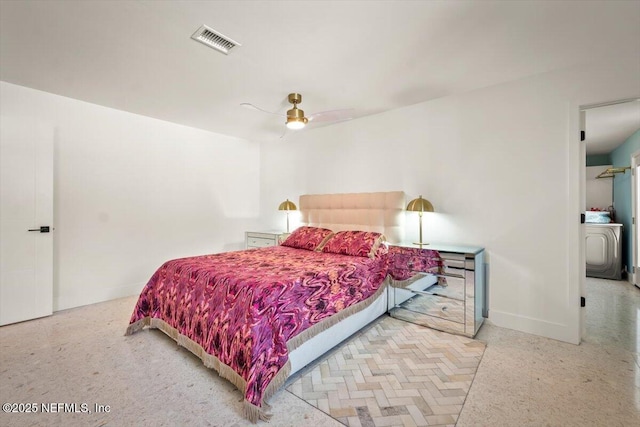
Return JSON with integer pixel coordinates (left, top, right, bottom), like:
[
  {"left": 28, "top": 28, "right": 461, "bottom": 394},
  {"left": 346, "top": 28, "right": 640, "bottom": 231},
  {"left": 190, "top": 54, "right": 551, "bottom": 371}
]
[{"left": 191, "top": 25, "right": 241, "bottom": 55}]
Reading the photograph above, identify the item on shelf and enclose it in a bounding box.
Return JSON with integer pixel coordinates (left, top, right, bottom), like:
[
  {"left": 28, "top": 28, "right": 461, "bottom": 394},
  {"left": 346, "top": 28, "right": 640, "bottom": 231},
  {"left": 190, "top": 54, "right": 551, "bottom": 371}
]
[{"left": 585, "top": 210, "right": 611, "bottom": 224}]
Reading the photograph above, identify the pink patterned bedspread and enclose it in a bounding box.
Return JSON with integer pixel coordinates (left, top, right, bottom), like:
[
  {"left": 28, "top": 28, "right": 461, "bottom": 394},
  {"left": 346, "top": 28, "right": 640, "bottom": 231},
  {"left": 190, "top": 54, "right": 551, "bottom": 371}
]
[{"left": 127, "top": 245, "right": 389, "bottom": 417}]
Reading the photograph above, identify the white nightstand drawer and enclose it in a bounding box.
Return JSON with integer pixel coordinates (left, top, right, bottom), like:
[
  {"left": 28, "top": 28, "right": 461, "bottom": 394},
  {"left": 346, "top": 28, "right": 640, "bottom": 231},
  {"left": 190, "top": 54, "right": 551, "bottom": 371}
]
[
  {"left": 245, "top": 231, "right": 287, "bottom": 249},
  {"left": 247, "top": 236, "right": 276, "bottom": 248}
]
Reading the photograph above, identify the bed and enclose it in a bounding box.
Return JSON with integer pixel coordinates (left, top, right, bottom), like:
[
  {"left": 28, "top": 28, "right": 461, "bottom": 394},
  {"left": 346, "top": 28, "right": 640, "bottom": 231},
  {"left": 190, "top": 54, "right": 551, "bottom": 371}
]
[{"left": 125, "top": 191, "right": 442, "bottom": 422}]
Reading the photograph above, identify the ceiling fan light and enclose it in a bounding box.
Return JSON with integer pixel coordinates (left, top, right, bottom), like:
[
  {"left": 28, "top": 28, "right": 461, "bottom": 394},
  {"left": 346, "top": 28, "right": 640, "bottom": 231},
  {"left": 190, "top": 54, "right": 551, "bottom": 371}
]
[
  {"left": 286, "top": 106, "right": 308, "bottom": 129},
  {"left": 286, "top": 119, "right": 306, "bottom": 130}
]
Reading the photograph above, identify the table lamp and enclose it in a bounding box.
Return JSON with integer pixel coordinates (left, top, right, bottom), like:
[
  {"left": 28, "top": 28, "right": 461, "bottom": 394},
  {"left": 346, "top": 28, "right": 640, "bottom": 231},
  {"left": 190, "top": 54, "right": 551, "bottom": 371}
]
[
  {"left": 278, "top": 199, "right": 297, "bottom": 233},
  {"left": 406, "top": 195, "right": 434, "bottom": 247}
]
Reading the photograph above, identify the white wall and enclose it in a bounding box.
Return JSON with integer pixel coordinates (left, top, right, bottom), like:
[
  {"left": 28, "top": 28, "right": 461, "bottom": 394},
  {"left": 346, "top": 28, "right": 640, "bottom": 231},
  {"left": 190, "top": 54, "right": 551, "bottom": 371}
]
[
  {"left": 585, "top": 165, "right": 613, "bottom": 211},
  {"left": 1, "top": 82, "right": 261, "bottom": 311},
  {"left": 260, "top": 58, "right": 640, "bottom": 343}
]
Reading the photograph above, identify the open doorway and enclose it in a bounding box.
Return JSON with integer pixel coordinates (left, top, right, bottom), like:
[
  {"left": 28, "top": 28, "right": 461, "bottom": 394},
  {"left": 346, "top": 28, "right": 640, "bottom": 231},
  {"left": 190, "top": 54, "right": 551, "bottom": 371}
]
[
  {"left": 583, "top": 99, "right": 640, "bottom": 282},
  {"left": 581, "top": 98, "right": 640, "bottom": 346}
]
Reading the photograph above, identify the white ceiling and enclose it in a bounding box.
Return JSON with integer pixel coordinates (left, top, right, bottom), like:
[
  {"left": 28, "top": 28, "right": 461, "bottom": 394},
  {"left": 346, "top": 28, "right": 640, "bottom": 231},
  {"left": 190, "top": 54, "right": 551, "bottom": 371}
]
[
  {"left": 585, "top": 100, "right": 640, "bottom": 155},
  {"left": 1, "top": 1, "right": 639, "bottom": 143}
]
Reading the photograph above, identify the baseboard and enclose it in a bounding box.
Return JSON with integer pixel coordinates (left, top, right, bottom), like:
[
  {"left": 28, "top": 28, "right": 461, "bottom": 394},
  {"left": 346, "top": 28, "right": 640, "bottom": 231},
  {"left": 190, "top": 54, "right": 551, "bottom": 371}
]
[
  {"left": 488, "top": 309, "right": 579, "bottom": 344},
  {"left": 54, "top": 282, "right": 145, "bottom": 312}
]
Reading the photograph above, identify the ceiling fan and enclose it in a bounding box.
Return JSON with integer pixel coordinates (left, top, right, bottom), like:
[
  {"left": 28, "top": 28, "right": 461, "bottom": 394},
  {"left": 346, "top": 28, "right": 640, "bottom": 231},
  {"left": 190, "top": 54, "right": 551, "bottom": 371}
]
[{"left": 241, "top": 93, "right": 354, "bottom": 133}]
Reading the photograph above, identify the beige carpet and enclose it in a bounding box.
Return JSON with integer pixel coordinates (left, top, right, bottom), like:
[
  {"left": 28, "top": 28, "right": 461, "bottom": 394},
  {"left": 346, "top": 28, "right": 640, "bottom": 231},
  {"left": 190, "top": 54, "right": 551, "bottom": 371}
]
[{"left": 286, "top": 316, "right": 485, "bottom": 427}]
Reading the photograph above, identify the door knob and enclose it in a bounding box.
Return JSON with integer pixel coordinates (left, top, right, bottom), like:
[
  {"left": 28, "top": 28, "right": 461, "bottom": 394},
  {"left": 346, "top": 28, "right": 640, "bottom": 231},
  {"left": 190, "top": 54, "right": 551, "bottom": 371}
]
[{"left": 27, "top": 226, "right": 50, "bottom": 233}]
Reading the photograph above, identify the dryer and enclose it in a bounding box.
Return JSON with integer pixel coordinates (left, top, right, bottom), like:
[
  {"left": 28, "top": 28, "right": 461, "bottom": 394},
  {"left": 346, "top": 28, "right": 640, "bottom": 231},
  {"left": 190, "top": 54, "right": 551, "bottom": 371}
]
[{"left": 585, "top": 223, "right": 623, "bottom": 280}]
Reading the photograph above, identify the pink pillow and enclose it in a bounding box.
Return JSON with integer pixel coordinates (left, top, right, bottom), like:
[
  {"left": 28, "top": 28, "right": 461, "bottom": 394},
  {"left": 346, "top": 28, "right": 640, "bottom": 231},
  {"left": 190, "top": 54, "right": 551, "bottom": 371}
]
[
  {"left": 281, "top": 226, "right": 334, "bottom": 251},
  {"left": 321, "top": 230, "right": 386, "bottom": 259}
]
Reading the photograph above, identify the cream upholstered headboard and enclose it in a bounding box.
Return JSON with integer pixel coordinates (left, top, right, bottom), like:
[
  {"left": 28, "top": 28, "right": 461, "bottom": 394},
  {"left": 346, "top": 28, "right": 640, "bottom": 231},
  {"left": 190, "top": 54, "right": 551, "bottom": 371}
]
[{"left": 299, "top": 191, "right": 406, "bottom": 244}]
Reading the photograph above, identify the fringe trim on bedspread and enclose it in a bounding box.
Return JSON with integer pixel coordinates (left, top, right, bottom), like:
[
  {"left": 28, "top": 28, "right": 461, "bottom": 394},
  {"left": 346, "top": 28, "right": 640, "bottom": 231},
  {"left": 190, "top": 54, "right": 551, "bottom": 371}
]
[
  {"left": 124, "top": 317, "right": 149, "bottom": 335},
  {"left": 125, "top": 316, "right": 271, "bottom": 422},
  {"left": 122, "top": 278, "right": 388, "bottom": 423}
]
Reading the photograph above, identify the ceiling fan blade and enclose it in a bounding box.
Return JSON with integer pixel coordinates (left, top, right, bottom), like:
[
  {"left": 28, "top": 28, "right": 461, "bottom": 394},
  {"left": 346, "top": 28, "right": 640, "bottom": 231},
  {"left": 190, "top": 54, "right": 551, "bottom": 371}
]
[
  {"left": 240, "top": 102, "right": 286, "bottom": 117},
  {"left": 307, "top": 108, "right": 355, "bottom": 123}
]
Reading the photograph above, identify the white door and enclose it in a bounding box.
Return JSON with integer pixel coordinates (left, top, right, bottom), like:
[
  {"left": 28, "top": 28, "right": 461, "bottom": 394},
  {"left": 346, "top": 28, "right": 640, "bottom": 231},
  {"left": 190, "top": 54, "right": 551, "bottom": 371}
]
[{"left": 0, "top": 103, "right": 54, "bottom": 325}]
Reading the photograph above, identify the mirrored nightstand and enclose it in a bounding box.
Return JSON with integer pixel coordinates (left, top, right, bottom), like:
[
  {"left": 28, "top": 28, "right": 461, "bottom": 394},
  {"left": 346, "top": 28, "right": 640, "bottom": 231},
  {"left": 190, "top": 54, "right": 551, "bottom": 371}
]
[{"left": 388, "top": 243, "right": 486, "bottom": 338}]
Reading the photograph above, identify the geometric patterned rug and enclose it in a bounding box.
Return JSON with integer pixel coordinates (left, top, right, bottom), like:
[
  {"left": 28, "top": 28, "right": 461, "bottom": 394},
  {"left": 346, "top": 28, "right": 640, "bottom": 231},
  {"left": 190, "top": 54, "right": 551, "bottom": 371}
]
[{"left": 286, "top": 316, "right": 486, "bottom": 427}]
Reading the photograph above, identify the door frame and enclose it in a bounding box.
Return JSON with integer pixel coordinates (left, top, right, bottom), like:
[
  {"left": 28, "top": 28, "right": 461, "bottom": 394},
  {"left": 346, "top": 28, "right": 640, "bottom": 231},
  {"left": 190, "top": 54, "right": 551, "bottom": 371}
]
[
  {"left": 568, "top": 102, "right": 585, "bottom": 344},
  {"left": 631, "top": 150, "right": 640, "bottom": 288}
]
